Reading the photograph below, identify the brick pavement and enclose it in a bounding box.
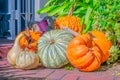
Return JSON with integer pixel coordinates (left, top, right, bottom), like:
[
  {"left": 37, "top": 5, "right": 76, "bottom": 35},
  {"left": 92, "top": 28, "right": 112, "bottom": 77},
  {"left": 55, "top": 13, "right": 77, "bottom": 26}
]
[{"left": 0, "top": 42, "right": 120, "bottom": 80}]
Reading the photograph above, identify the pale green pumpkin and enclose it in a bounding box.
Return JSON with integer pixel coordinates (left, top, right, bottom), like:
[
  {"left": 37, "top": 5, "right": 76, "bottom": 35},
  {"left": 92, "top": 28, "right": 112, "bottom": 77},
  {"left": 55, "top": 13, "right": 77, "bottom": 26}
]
[{"left": 37, "top": 30, "right": 73, "bottom": 68}]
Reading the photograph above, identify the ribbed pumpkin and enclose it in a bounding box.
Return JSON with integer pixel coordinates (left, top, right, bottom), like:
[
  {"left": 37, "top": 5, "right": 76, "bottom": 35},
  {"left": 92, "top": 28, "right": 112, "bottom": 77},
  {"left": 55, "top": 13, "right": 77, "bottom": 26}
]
[
  {"left": 67, "top": 33, "right": 102, "bottom": 72},
  {"left": 91, "top": 30, "right": 112, "bottom": 63},
  {"left": 16, "top": 50, "right": 39, "bottom": 69},
  {"left": 54, "top": 15, "right": 83, "bottom": 34},
  {"left": 37, "top": 30, "right": 73, "bottom": 68},
  {"left": 54, "top": 2, "right": 84, "bottom": 34}
]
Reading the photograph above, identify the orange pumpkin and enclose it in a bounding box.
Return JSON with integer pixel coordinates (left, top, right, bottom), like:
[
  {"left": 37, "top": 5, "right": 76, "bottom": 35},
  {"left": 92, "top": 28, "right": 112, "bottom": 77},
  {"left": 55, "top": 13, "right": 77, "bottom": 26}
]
[
  {"left": 67, "top": 33, "right": 102, "bottom": 72},
  {"left": 91, "top": 30, "right": 112, "bottom": 63},
  {"left": 54, "top": 2, "right": 84, "bottom": 34},
  {"left": 67, "top": 30, "right": 112, "bottom": 72},
  {"left": 54, "top": 15, "right": 84, "bottom": 34},
  {"left": 19, "top": 27, "right": 42, "bottom": 52}
]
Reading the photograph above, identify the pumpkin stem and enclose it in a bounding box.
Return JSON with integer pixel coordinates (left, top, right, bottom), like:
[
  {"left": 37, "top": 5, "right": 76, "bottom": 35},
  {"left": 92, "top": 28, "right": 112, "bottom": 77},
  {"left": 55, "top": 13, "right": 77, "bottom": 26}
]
[
  {"left": 60, "top": 26, "right": 79, "bottom": 36},
  {"left": 88, "top": 32, "right": 96, "bottom": 40},
  {"left": 49, "top": 40, "right": 55, "bottom": 44},
  {"left": 24, "top": 27, "right": 33, "bottom": 49}
]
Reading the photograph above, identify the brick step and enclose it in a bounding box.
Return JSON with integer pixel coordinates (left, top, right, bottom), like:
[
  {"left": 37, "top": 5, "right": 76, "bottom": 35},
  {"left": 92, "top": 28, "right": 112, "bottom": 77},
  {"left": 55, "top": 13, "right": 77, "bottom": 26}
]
[
  {"left": 0, "top": 43, "right": 13, "bottom": 59},
  {"left": 0, "top": 42, "right": 120, "bottom": 80},
  {"left": 0, "top": 59, "right": 120, "bottom": 80}
]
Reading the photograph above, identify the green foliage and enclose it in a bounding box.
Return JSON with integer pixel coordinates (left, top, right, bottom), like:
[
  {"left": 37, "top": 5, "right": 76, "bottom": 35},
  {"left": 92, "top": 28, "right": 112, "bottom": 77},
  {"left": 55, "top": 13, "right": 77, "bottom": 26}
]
[
  {"left": 105, "top": 23, "right": 120, "bottom": 64},
  {"left": 107, "top": 45, "right": 120, "bottom": 64},
  {"left": 92, "top": 0, "right": 120, "bottom": 30},
  {"left": 37, "top": 0, "right": 99, "bottom": 33},
  {"left": 64, "top": 64, "right": 74, "bottom": 70},
  {"left": 90, "top": 0, "right": 120, "bottom": 64},
  {"left": 37, "top": 6, "right": 57, "bottom": 14}
]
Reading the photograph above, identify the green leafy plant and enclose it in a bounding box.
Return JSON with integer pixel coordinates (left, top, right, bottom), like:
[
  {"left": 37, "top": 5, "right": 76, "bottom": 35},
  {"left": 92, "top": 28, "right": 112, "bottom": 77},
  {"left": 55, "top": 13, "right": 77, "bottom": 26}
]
[
  {"left": 105, "top": 23, "right": 120, "bottom": 64},
  {"left": 91, "top": 0, "right": 120, "bottom": 64},
  {"left": 64, "top": 64, "right": 74, "bottom": 70},
  {"left": 92, "top": 0, "right": 120, "bottom": 30}
]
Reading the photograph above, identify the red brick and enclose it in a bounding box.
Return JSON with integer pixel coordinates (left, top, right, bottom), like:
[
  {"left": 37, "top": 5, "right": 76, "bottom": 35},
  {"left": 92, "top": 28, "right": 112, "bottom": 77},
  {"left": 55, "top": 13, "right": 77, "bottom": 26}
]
[
  {"left": 35, "top": 69, "right": 55, "bottom": 78},
  {"left": 0, "top": 60, "right": 8, "bottom": 65},
  {"left": 97, "top": 70, "right": 115, "bottom": 77},
  {"left": 0, "top": 43, "right": 13, "bottom": 59},
  {"left": 0, "top": 46, "right": 8, "bottom": 58},
  {"left": 117, "top": 76, "right": 120, "bottom": 80},
  {"left": 62, "top": 73, "right": 81, "bottom": 80},
  {"left": 61, "top": 72, "right": 114, "bottom": 80},
  {"left": 89, "top": 71, "right": 114, "bottom": 80},
  {"left": 13, "top": 69, "right": 55, "bottom": 78},
  {"left": 0, "top": 69, "right": 21, "bottom": 73},
  {"left": 13, "top": 70, "right": 39, "bottom": 75},
  {"left": 61, "top": 69, "right": 116, "bottom": 80},
  {"left": 0, "top": 67, "right": 16, "bottom": 72},
  {"left": 80, "top": 76, "right": 114, "bottom": 80},
  {"left": 47, "top": 69, "right": 71, "bottom": 80}
]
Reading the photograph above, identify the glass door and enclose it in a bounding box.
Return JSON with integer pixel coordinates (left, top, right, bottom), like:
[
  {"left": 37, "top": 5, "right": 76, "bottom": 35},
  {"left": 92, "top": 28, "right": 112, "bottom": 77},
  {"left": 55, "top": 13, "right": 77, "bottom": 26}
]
[{"left": 0, "top": 0, "right": 35, "bottom": 40}]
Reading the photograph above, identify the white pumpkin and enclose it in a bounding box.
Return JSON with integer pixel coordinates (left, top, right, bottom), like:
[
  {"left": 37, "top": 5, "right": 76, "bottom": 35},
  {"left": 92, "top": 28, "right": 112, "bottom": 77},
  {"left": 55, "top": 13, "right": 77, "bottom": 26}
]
[{"left": 16, "top": 50, "right": 40, "bottom": 69}]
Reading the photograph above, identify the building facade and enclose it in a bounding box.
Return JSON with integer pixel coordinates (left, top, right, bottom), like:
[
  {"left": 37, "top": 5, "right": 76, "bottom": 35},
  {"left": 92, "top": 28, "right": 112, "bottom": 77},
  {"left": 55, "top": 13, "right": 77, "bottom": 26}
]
[{"left": 0, "top": 0, "right": 48, "bottom": 40}]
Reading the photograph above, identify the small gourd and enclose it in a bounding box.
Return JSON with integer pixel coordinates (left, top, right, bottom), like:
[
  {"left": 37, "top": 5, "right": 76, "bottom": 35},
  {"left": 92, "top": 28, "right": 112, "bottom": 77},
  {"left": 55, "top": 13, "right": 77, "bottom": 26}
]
[
  {"left": 15, "top": 27, "right": 40, "bottom": 69},
  {"left": 16, "top": 50, "right": 39, "bottom": 69},
  {"left": 7, "top": 26, "right": 41, "bottom": 69}
]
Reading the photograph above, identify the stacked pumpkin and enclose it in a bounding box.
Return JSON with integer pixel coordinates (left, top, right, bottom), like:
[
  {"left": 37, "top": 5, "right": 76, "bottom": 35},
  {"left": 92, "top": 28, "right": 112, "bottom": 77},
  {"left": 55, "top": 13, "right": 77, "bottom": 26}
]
[{"left": 7, "top": 26, "right": 42, "bottom": 69}]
